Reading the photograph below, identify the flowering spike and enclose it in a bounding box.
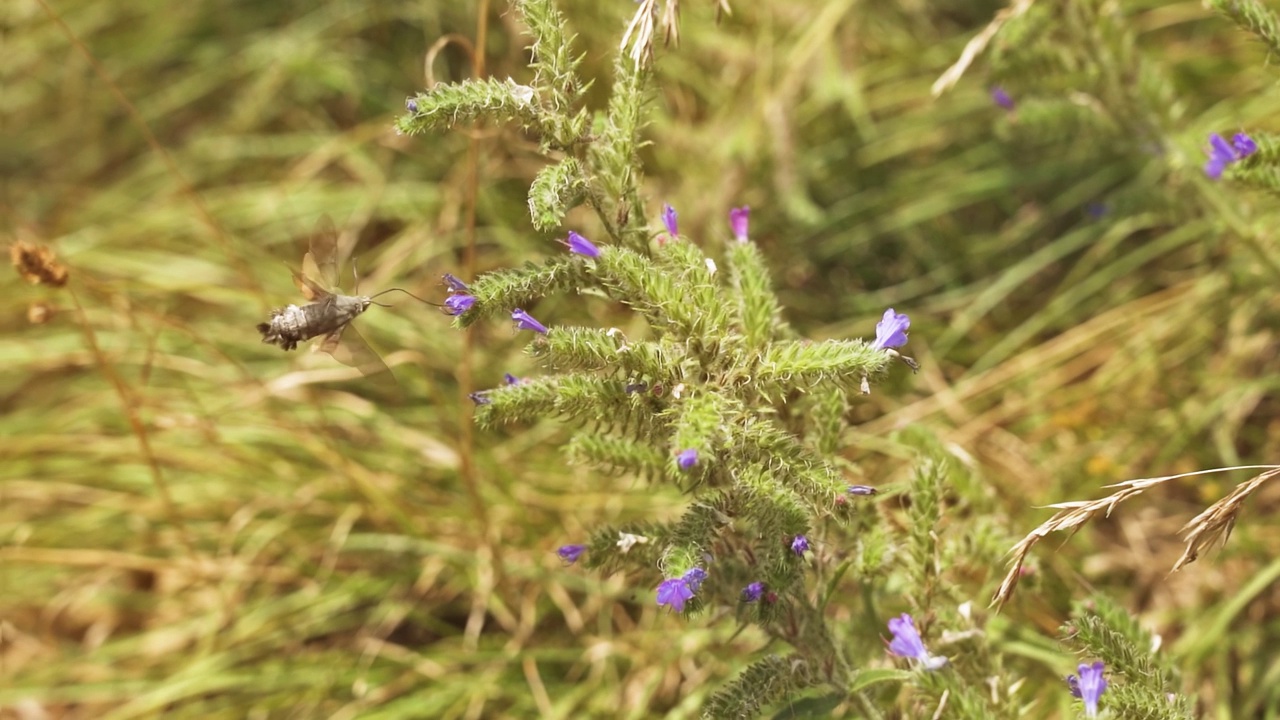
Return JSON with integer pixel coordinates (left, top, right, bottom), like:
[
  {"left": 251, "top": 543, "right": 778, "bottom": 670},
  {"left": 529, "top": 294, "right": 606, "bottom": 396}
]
[
  {"left": 444, "top": 294, "right": 476, "bottom": 316},
  {"left": 887, "top": 613, "right": 947, "bottom": 670},
  {"left": 512, "top": 308, "right": 548, "bottom": 334},
  {"left": 557, "top": 544, "right": 586, "bottom": 564},
  {"left": 990, "top": 86, "right": 1014, "bottom": 110},
  {"left": 790, "top": 535, "right": 810, "bottom": 556},
  {"left": 870, "top": 309, "right": 910, "bottom": 350},
  {"left": 565, "top": 230, "right": 600, "bottom": 258},
  {"left": 662, "top": 203, "right": 678, "bottom": 236},
  {"left": 1066, "top": 662, "right": 1108, "bottom": 717},
  {"left": 442, "top": 273, "right": 470, "bottom": 293},
  {"left": 729, "top": 206, "right": 750, "bottom": 242},
  {"left": 677, "top": 449, "right": 698, "bottom": 470},
  {"left": 742, "top": 582, "right": 765, "bottom": 602}
]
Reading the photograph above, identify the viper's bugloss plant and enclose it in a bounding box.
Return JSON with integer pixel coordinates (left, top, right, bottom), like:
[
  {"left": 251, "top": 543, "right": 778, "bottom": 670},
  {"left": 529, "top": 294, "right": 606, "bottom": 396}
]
[{"left": 395, "top": 0, "right": 1202, "bottom": 717}]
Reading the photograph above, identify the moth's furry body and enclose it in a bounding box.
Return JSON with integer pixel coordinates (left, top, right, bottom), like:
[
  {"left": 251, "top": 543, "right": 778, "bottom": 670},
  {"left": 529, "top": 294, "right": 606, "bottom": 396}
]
[{"left": 257, "top": 294, "right": 371, "bottom": 350}]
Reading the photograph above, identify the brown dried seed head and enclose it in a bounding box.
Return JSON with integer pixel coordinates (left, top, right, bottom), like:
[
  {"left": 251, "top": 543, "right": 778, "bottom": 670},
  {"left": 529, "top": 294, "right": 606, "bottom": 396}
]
[
  {"left": 27, "top": 301, "right": 56, "bottom": 325},
  {"left": 11, "top": 241, "right": 69, "bottom": 287}
]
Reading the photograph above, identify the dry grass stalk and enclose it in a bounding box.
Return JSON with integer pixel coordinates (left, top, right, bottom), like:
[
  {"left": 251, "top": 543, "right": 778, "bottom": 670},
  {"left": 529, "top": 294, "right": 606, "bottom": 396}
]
[
  {"left": 621, "top": 0, "right": 658, "bottom": 66},
  {"left": 931, "top": 0, "right": 1035, "bottom": 98},
  {"left": 992, "top": 464, "right": 1280, "bottom": 609},
  {"left": 10, "top": 240, "right": 69, "bottom": 287}
]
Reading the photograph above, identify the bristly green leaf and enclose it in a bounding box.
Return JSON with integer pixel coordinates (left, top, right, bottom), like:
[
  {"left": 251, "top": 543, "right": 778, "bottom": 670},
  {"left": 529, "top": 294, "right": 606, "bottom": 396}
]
[
  {"left": 1209, "top": 0, "right": 1280, "bottom": 59},
  {"left": 586, "top": 55, "right": 651, "bottom": 250},
  {"left": 702, "top": 655, "right": 821, "bottom": 720},
  {"left": 450, "top": 260, "right": 580, "bottom": 328},
  {"left": 728, "top": 241, "right": 787, "bottom": 349},
  {"left": 398, "top": 78, "right": 542, "bottom": 136},
  {"left": 528, "top": 158, "right": 588, "bottom": 231}
]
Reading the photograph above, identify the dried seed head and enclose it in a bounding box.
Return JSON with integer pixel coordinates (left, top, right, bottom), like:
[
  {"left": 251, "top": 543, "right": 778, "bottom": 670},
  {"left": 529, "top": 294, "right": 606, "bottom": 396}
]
[{"left": 11, "top": 241, "right": 69, "bottom": 287}]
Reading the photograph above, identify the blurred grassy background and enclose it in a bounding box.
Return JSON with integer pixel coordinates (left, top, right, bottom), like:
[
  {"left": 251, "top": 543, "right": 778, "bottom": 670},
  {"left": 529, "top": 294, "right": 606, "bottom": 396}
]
[{"left": 6, "top": 0, "right": 1280, "bottom": 717}]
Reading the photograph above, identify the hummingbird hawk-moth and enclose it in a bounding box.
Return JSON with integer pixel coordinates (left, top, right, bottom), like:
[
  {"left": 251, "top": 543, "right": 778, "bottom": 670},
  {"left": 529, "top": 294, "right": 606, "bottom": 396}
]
[{"left": 258, "top": 218, "right": 430, "bottom": 380}]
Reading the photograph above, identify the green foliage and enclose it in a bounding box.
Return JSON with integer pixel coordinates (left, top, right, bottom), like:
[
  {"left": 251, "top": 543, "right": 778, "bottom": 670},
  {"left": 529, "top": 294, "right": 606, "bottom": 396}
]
[
  {"left": 1209, "top": 0, "right": 1280, "bottom": 58},
  {"left": 13, "top": 0, "right": 1280, "bottom": 717},
  {"left": 1063, "top": 596, "right": 1196, "bottom": 719}
]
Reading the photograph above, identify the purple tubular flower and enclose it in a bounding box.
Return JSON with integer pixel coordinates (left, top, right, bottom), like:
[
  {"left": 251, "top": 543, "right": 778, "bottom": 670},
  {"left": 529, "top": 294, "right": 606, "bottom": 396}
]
[
  {"left": 1233, "top": 132, "right": 1258, "bottom": 158},
  {"left": 791, "top": 535, "right": 810, "bottom": 556},
  {"left": 847, "top": 485, "right": 878, "bottom": 496},
  {"left": 468, "top": 391, "right": 491, "bottom": 406},
  {"left": 557, "top": 544, "right": 586, "bottom": 564},
  {"left": 443, "top": 273, "right": 469, "bottom": 293},
  {"left": 566, "top": 230, "right": 600, "bottom": 258},
  {"left": 742, "top": 582, "right": 765, "bottom": 602},
  {"left": 662, "top": 203, "right": 678, "bottom": 236},
  {"left": 512, "top": 308, "right": 548, "bottom": 334},
  {"left": 870, "top": 308, "right": 910, "bottom": 350},
  {"left": 656, "top": 576, "right": 696, "bottom": 613},
  {"left": 887, "top": 613, "right": 947, "bottom": 670},
  {"left": 677, "top": 449, "right": 698, "bottom": 470},
  {"left": 504, "top": 373, "right": 521, "bottom": 385},
  {"left": 1205, "top": 133, "right": 1235, "bottom": 179},
  {"left": 625, "top": 382, "right": 648, "bottom": 394},
  {"left": 729, "top": 206, "right": 750, "bottom": 242},
  {"left": 1067, "top": 662, "right": 1108, "bottom": 717},
  {"left": 683, "top": 567, "right": 707, "bottom": 592},
  {"left": 1204, "top": 132, "right": 1257, "bottom": 179},
  {"left": 406, "top": 98, "right": 419, "bottom": 113},
  {"left": 444, "top": 294, "right": 476, "bottom": 316},
  {"left": 991, "top": 86, "right": 1014, "bottom": 110}
]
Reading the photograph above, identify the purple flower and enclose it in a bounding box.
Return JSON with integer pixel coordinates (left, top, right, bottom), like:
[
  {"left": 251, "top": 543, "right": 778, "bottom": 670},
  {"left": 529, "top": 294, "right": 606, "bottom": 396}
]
[
  {"left": 887, "top": 613, "right": 947, "bottom": 670},
  {"left": 1204, "top": 131, "right": 1258, "bottom": 179},
  {"left": 656, "top": 568, "right": 706, "bottom": 613},
  {"left": 512, "top": 308, "right": 548, "bottom": 334},
  {"left": 625, "top": 382, "right": 648, "bottom": 394},
  {"left": 683, "top": 567, "right": 707, "bottom": 592},
  {"left": 406, "top": 98, "right": 419, "bottom": 113},
  {"left": 677, "top": 449, "right": 698, "bottom": 470},
  {"left": 991, "top": 86, "right": 1014, "bottom": 110},
  {"left": 444, "top": 293, "right": 476, "bottom": 316},
  {"left": 468, "top": 391, "right": 491, "bottom": 406},
  {"left": 1234, "top": 132, "right": 1258, "bottom": 158},
  {"left": 870, "top": 309, "right": 910, "bottom": 350},
  {"left": 557, "top": 544, "right": 586, "bottom": 564},
  {"left": 729, "top": 206, "right": 750, "bottom": 242},
  {"left": 791, "top": 535, "right": 810, "bottom": 556},
  {"left": 566, "top": 231, "right": 600, "bottom": 258},
  {"left": 847, "top": 485, "right": 878, "bottom": 496},
  {"left": 442, "top": 273, "right": 469, "bottom": 293},
  {"left": 742, "top": 582, "right": 765, "bottom": 602},
  {"left": 1067, "top": 662, "right": 1108, "bottom": 717},
  {"left": 504, "top": 373, "right": 521, "bottom": 385},
  {"left": 655, "top": 578, "right": 693, "bottom": 612},
  {"left": 662, "top": 203, "right": 678, "bottom": 236}
]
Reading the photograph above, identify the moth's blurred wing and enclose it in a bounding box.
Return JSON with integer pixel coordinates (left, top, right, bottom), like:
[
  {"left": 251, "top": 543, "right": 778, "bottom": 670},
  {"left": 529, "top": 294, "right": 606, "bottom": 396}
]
[
  {"left": 320, "top": 325, "right": 396, "bottom": 387},
  {"left": 303, "top": 216, "right": 340, "bottom": 290},
  {"left": 292, "top": 270, "right": 332, "bottom": 302}
]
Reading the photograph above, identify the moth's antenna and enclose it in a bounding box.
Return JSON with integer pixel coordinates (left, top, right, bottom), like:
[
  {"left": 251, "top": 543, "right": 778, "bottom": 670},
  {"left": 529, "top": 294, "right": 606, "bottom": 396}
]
[
  {"left": 353, "top": 258, "right": 360, "bottom": 294},
  {"left": 370, "top": 287, "right": 442, "bottom": 307}
]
